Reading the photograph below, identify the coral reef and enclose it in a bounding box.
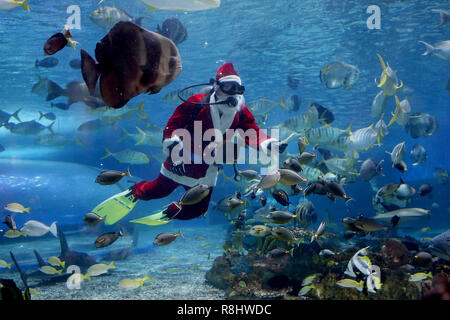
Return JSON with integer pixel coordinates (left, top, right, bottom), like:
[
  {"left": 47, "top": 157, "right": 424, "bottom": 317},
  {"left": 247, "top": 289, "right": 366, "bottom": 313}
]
[{"left": 205, "top": 226, "right": 449, "bottom": 300}]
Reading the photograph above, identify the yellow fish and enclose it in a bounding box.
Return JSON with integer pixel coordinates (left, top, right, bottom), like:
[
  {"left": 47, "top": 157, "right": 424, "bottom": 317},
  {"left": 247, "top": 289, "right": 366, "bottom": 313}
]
[
  {"left": 4, "top": 202, "right": 30, "bottom": 214},
  {"left": 409, "top": 272, "right": 432, "bottom": 282},
  {"left": 87, "top": 262, "right": 115, "bottom": 277},
  {"left": 119, "top": 275, "right": 150, "bottom": 290},
  {"left": 39, "top": 265, "right": 63, "bottom": 275},
  {"left": 4, "top": 229, "right": 27, "bottom": 238},
  {"left": 47, "top": 256, "right": 66, "bottom": 268},
  {"left": 0, "top": 259, "right": 11, "bottom": 269},
  {"left": 336, "top": 279, "right": 364, "bottom": 292}
]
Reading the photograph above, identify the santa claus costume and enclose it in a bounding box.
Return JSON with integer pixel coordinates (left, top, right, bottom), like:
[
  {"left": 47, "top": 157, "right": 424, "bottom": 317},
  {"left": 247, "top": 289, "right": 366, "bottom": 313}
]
[{"left": 131, "top": 63, "right": 281, "bottom": 221}]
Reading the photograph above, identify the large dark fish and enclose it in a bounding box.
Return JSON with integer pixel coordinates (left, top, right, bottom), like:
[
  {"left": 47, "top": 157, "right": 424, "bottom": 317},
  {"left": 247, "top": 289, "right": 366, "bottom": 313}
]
[
  {"left": 81, "top": 21, "right": 182, "bottom": 109},
  {"left": 156, "top": 18, "right": 187, "bottom": 45}
]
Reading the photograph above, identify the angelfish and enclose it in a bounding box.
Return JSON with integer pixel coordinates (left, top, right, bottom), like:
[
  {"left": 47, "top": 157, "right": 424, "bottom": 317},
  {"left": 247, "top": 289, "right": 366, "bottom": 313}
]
[
  {"left": 344, "top": 246, "right": 372, "bottom": 277},
  {"left": 81, "top": 21, "right": 182, "bottom": 109}
]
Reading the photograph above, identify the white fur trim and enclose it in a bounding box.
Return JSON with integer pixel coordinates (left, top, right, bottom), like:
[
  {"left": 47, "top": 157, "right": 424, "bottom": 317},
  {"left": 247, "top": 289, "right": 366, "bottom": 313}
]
[
  {"left": 259, "top": 138, "right": 278, "bottom": 154},
  {"left": 160, "top": 164, "right": 218, "bottom": 187},
  {"left": 162, "top": 135, "right": 182, "bottom": 156},
  {"left": 218, "top": 75, "right": 241, "bottom": 85},
  {"left": 209, "top": 94, "right": 238, "bottom": 134}
]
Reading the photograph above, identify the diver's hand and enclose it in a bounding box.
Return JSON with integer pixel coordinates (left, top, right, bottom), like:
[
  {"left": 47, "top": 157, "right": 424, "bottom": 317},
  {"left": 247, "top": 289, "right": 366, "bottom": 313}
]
[
  {"left": 268, "top": 141, "right": 288, "bottom": 154},
  {"left": 170, "top": 160, "right": 186, "bottom": 176}
]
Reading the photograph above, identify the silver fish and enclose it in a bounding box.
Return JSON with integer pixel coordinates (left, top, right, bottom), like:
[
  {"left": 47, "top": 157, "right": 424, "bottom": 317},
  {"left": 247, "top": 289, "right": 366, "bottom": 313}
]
[
  {"left": 386, "top": 142, "right": 406, "bottom": 167},
  {"left": 410, "top": 144, "right": 427, "bottom": 166},
  {"left": 359, "top": 158, "right": 384, "bottom": 182},
  {"left": 90, "top": 6, "right": 143, "bottom": 29},
  {"left": 101, "top": 148, "right": 150, "bottom": 165},
  {"left": 419, "top": 40, "right": 450, "bottom": 61},
  {"left": 6, "top": 120, "right": 54, "bottom": 136},
  {"left": 372, "top": 208, "right": 430, "bottom": 224},
  {"left": 320, "top": 61, "right": 360, "bottom": 89}
]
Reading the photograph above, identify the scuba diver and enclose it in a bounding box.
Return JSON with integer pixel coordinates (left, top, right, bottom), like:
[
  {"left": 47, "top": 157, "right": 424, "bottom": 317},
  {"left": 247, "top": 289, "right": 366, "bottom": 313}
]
[{"left": 92, "top": 63, "right": 287, "bottom": 226}]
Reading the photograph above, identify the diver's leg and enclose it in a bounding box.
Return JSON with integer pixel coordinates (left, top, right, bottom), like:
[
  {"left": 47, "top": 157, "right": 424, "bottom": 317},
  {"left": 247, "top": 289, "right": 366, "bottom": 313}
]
[{"left": 132, "top": 173, "right": 179, "bottom": 200}]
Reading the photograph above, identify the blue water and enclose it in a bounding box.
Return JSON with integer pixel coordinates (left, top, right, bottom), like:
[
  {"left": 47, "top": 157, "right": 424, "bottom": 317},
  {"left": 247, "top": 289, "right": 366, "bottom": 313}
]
[{"left": 0, "top": 0, "right": 449, "bottom": 299}]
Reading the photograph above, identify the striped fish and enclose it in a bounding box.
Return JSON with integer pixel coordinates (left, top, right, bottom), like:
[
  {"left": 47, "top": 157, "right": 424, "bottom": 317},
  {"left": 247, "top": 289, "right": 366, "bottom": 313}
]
[
  {"left": 276, "top": 101, "right": 319, "bottom": 132},
  {"left": 118, "top": 126, "right": 163, "bottom": 147},
  {"left": 305, "top": 123, "right": 352, "bottom": 146},
  {"left": 301, "top": 166, "right": 323, "bottom": 182},
  {"left": 349, "top": 126, "right": 379, "bottom": 151},
  {"left": 247, "top": 95, "right": 288, "bottom": 116},
  {"left": 294, "top": 201, "right": 317, "bottom": 227},
  {"left": 325, "top": 134, "right": 351, "bottom": 153},
  {"left": 322, "top": 157, "right": 358, "bottom": 176},
  {"left": 374, "top": 54, "right": 403, "bottom": 96},
  {"left": 388, "top": 96, "right": 411, "bottom": 127},
  {"left": 349, "top": 114, "right": 386, "bottom": 151},
  {"left": 371, "top": 90, "right": 387, "bottom": 118}
]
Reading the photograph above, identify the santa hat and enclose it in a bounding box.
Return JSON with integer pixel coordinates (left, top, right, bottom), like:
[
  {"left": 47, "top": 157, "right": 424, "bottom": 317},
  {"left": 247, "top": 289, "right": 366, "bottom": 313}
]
[{"left": 216, "top": 63, "right": 241, "bottom": 85}]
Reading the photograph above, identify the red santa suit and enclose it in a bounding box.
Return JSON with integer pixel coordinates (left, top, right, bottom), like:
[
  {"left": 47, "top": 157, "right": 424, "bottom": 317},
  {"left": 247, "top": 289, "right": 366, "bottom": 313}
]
[{"left": 132, "top": 63, "right": 278, "bottom": 220}]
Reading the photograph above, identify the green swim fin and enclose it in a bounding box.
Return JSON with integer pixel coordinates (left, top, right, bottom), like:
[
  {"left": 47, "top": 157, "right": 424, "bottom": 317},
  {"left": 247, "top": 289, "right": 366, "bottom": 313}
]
[
  {"left": 91, "top": 189, "right": 138, "bottom": 225},
  {"left": 129, "top": 202, "right": 181, "bottom": 226},
  {"left": 129, "top": 212, "right": 172, "bottom": 226}
]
